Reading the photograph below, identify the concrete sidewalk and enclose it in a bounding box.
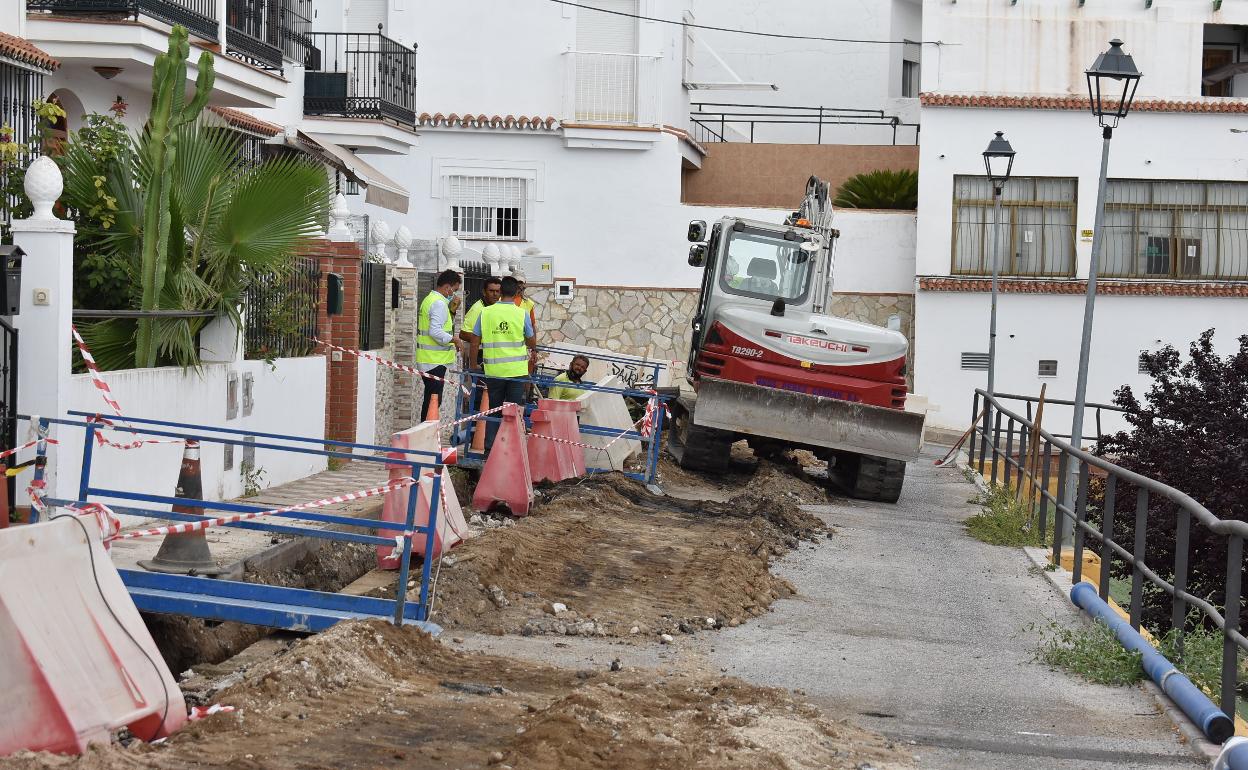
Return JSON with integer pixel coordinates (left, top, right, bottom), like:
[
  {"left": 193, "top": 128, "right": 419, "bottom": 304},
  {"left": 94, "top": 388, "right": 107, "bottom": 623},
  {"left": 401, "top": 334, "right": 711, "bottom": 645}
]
[{"left": 707, "top": 448, "right": 1207, "bottom": 769}]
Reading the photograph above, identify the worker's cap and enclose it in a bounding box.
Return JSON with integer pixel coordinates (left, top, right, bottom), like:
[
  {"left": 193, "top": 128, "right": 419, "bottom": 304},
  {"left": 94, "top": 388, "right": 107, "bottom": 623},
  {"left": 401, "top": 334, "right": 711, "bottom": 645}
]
[{"left": 512, "top": 271, "right": 528, "bottom": 282}]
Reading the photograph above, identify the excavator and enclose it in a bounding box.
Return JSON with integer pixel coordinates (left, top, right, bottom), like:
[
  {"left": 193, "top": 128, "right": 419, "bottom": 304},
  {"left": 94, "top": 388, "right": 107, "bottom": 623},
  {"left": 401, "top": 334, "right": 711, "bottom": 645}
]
[{"left": 667, "top": 177, "right": 925, "bottom": 503}]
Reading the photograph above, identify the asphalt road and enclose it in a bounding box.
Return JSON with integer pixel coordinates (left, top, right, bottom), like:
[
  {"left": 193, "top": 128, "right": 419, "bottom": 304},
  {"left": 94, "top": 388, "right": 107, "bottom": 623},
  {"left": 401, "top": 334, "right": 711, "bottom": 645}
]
[{"left": 706, "top": 450, "right": 1208, "bottom": 769}]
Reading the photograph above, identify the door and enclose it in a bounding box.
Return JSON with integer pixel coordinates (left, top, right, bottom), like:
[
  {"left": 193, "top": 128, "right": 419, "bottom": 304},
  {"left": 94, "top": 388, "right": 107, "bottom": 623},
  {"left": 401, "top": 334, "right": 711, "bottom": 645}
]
[
  {"left": 1203, "top": 47, "right": 1236, "bottom": 97},
  {"left": 574, "top": 0, "right": 639, "bottom": 123}
]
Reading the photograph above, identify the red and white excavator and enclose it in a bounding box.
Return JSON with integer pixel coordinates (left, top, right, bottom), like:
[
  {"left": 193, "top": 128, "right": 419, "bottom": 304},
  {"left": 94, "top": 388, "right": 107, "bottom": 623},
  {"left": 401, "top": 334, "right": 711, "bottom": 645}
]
[{"left": 668, "top": 177, "right": 925, "bottom": 503}]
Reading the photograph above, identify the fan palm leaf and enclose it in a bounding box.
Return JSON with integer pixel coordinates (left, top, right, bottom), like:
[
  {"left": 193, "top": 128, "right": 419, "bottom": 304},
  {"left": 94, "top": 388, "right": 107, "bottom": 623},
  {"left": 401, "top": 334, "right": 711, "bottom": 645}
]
[{"left": 832, "top": 169, "right": 918, "bottom": 210}]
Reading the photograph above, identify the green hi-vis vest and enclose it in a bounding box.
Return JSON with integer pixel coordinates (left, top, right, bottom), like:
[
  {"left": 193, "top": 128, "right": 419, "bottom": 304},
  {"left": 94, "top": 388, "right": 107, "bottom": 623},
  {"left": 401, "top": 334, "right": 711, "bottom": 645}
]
[
  {"left": 480, "top": 301, "right": 529, "bottom": 378},
  {"left": 416, "top": 291, "right": 455, "bottom": 366}
]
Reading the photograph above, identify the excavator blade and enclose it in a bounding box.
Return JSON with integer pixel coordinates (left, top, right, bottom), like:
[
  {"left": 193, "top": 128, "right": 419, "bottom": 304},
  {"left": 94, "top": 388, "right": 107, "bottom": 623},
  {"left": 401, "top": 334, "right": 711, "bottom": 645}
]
[{"left": 691, "top": 377, "right": 925, "bottom": 462}]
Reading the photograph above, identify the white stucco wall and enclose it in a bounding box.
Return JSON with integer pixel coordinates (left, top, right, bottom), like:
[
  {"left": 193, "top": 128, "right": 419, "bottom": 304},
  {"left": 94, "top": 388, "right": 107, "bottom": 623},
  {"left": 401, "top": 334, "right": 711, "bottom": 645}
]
[
  {"left": 913, "top": 290, "right": 1246, "bottom": 436},
  {"left": 355, "top": 357, "right": 377, "bottom": 448},
  {"left": 58, "top": 356, "right": 328, "bottom": 510},
  {"left": 922, "top": 0, "right": 1248, "bottom": 99}
]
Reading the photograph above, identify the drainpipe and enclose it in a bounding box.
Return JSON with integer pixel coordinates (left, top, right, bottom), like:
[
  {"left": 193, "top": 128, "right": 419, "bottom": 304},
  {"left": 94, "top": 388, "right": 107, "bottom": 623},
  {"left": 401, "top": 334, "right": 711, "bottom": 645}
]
[{"left": 1070, "top": 583, "right": 1235, "bottom": 745}]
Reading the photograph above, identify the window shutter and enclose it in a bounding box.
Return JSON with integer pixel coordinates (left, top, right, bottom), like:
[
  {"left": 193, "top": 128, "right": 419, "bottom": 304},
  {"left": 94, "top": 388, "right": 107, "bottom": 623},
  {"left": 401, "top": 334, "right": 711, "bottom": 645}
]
[
  {"left": 347, "top": 0, "right": 386, "bottom": 33},
  {"left": 576, "top": 0, "right": 639, "bottom": 53}
]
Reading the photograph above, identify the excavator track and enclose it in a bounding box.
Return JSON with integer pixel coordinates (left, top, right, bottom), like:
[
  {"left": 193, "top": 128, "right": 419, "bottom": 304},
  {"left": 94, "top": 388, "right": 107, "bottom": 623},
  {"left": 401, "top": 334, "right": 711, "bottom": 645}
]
[
  {"left": 829, "top": 452, "right": 906, "bottom": 504},
  {"left": 667, "top": 404, "right": 732, "bottom": 473}
]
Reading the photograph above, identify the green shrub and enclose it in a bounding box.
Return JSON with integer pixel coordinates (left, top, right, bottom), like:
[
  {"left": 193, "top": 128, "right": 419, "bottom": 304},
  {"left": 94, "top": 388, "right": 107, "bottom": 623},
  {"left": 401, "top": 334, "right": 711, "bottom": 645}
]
[
  {"left": 965, "top": 484, "right": 1046, "bottom": 547},
  {"left": 832, "top": 169, "right": 918, "bottom": 210}
]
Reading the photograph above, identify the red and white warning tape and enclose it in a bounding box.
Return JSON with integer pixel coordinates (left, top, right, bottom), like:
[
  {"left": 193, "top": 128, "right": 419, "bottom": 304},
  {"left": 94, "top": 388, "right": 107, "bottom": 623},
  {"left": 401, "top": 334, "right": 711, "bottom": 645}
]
[
  {"left": 0, "top": 436, "right": 59, "bottom": 462},
  {"left": 106, "top": 476, "right": 417, "bottom": 543},
  {"left": 440, "top": 403, "right": 507, "bottom": 432},
  {"left": 189, "top": 704, "right": 236, "bottom": 721},
  {"left": 639, "top": 389, "right": 671, "bottom": 439},
  {"left": 70, "top": 325, "right": 183, "bottom": 451},
  {"left": 314, "top": 338, "right": 472, "bottom": 397}
]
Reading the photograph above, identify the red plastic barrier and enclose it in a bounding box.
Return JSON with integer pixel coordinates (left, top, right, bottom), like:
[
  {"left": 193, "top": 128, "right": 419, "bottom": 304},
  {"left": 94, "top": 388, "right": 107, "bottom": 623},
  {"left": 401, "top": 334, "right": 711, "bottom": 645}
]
[
  {"left": 378, "top": 422, "right": 467, "bottom": 568},
  {"left": 527, "top": 398, "right": 586, "bottom": 483},
  {"left": 472, "top": 402, "right": 534, "bottom": 517},
  {"left": 0, "top": 513, "right": 187, "bottom": 755}
]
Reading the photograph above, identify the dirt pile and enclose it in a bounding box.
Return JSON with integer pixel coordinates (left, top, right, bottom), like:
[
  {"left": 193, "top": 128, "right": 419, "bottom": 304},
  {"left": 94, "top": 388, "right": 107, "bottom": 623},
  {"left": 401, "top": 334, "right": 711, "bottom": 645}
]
[
  {"left": 0, "top": 620, "right": 909, "bottom": 770},
  {"left": 429, "top": 463, "right": 829, "bottom": 639}
]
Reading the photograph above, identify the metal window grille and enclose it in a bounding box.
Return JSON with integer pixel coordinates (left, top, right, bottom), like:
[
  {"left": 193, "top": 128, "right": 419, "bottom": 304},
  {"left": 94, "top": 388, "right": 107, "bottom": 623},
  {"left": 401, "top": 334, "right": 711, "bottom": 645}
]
[
  {"left": 901, "top": 59, "right": 920, "bottom": 98},
  {"left": 961, "top": 352, "right": 989, "bottom": 371},
  {"left": 243, "top": 257, "right": 320, "bottom": 359},
  {"left": 1038, "top": 359, "right": 1058, "bottom": 377},
  {"left": 0, "top": 62, "right": 45, "bottom": 238},
  {"left": 951, "top": 175, "right": 1078, "bottom": 277},
  {"left": 1102, "top": 178, "right": 1248, "bottom": 279},
  {"left": 359, "top": 261, "right": 386, "bottom": 350},
  {"left": 445, "top": 176, "right": 528, "bottom": 241}
]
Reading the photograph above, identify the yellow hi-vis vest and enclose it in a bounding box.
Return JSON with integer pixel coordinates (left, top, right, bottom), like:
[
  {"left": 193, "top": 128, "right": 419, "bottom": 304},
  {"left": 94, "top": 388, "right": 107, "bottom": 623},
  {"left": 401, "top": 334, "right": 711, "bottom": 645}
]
[
  {"left": 480, "top": 301, "right": 529, "bottom": 378},
  {"left": 416, "top": 291, "right": 455, "bottom": 366}
]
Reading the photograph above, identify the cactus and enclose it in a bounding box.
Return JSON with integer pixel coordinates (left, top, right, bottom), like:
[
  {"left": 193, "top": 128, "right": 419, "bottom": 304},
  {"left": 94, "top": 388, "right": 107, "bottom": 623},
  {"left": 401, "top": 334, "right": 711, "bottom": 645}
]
[{"left": 135, "top": 25, "right": 215, "bottom": 368}]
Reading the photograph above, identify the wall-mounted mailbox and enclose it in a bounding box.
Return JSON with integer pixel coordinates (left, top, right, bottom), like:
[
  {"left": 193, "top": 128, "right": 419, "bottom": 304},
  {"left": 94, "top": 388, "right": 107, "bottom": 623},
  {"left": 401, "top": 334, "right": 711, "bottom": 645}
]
[
  {"left": 326, "top": 272, "right": 344, "bottom": 316},
  {"left": 0, "top": 245, "right": 23, "bottom": 316}
]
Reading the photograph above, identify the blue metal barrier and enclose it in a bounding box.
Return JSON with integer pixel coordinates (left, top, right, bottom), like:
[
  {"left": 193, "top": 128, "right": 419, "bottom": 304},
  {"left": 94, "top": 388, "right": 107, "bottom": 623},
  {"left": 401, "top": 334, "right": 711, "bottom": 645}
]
[
  {"left": 450, "top": 362, "right": 670, "bottom": 484},
  {"left": 23, "top": 413, "right": 443, "bottom": 635}
]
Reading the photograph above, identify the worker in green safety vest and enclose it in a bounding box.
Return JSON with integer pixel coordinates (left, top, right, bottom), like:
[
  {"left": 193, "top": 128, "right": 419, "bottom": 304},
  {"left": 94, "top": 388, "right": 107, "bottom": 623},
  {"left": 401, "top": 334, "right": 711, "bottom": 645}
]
[
  {"left": 416, "top": 269, "right": 463, "bottom": 422},
  {"left": 469, "top": 275, "right": 535, "bottom": 449},
  {"left": 454, "top": 275, "right": 502, "bottom": 443},
  {"left": 547, "top": 354, "right": 591, "bottom": 401}
]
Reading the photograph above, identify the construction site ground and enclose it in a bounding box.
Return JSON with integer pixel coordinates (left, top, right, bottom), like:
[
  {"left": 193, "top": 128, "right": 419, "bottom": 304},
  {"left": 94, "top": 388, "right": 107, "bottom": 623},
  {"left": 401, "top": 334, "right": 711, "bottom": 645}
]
[{"left": 1, "top": 446, "right": 1212, "bottom": 769}]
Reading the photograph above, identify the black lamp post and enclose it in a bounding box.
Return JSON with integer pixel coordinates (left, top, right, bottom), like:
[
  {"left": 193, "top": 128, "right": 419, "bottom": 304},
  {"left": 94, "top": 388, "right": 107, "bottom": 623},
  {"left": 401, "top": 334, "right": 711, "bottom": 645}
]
[
  {"left": 1060, "top": 39, "right": 1141, "bottom": 555},
  {"left": 980, "top": 131, "right": 1015, "bottom": 465}
]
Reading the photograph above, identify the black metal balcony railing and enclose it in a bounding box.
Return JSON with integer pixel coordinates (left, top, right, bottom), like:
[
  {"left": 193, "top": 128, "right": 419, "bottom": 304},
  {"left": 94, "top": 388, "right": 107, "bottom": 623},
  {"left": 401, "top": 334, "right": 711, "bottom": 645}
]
[
  {"left": 280, "top": 0, "right": 316, "bottom": 68},
  {"left": 304, "top": 32, "right": 418, "bottom": 125},
  {"left": 225, "top": 0, "right": 281, "bottom": 70},
  {"left": 27, "top": 0, "right": 219, "bottom": 43}
]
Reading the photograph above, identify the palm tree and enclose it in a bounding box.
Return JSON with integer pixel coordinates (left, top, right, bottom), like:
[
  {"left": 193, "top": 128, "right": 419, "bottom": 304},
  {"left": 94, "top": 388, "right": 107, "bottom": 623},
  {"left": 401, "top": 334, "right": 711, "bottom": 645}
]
[
  {"left": 61, "top": 124, "right": 331, "bottom": 370},
  {"left": 832, "top": 169, "right": 918, "bottom": 210}
]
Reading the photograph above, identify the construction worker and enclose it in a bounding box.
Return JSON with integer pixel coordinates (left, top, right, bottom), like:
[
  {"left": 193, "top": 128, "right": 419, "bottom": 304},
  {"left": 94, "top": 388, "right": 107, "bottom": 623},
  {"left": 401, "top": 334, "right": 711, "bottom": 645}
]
[
  {"left": 547, "top": 354, "right": 591, "bottom": 401},
  {"left": 416, "top": 269, "right": 462, "bottom": 422},
  {"left": 513, "top": 272, "right": 537, "bottom": 330},
  {"left": 455, "top": 276, "right": 502, "bottom": 441},
  {"left": 470, "top": 276, "right": 535, "bottom": 449}
]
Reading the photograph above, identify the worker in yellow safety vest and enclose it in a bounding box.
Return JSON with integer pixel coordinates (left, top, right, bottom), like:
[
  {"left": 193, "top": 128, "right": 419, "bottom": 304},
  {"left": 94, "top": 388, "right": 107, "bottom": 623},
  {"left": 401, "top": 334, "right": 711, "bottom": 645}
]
[
  {"left": 547, "top": 354, "right": 591, "bottom": 401},
  {"left": 469, "top": 275, "right": 535, "bottom": 449},
  {"left": 416, "top": 269, "right": 462, "bottom": 421},
  {"left": 454, "top": 275, "right": 502, "bottom": 442}
]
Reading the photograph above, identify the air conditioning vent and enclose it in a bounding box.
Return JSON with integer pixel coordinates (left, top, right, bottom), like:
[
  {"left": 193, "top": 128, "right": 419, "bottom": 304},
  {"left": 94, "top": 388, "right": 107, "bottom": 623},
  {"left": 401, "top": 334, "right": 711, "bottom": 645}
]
[
  {"left": 1038, "top": 359, "right": 1058, "bottom": 377},
  {"left": 960, "top": 352, "right": 989, "bottom": 371}
]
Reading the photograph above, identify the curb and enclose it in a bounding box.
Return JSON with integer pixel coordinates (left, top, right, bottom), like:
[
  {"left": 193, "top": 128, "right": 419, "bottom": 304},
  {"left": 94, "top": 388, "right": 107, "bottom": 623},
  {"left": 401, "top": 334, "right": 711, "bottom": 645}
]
[{"left": 1021, "top": 546, "right": 1222, "bottom": 765}]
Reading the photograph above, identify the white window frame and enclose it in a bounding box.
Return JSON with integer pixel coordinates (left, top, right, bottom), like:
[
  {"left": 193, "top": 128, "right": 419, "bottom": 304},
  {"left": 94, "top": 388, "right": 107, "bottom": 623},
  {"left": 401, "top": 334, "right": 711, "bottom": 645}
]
[
  {"left": 446, "top": 176, "right": 528, "bottom": 241},
  {"left": 432, "top": 159, "right": 542, "bottom": 243}
]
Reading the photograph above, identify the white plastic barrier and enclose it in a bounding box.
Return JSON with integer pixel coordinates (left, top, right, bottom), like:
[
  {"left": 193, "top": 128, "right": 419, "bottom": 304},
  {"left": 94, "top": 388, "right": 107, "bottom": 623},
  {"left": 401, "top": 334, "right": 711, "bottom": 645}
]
[{"left": 574, "top": 374, "right": 642, "bottom": 472}]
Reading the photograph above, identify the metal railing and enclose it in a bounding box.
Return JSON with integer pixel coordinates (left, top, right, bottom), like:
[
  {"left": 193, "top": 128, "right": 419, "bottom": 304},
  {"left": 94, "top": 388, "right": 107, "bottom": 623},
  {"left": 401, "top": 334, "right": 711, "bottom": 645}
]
[
  {"left": 969, "top": 388, "right": 1247, "bottom": 720},
  {"left": 0, "top": 63, "right": 45, "bottom": 239},
  {"left": 279, "top": 0, "right": 316, "bottom": 66},
  {"left": 358, "top": 260, "right": 385, "bottom": 351},
  {"left": 243, "top": 257, "right": 320, "bottom": 360},
  {"left": 304, "top": 32, "right": 418, "bottom": 125},
  {"left": 225, "top": 0, "right": 282, "bottom": 70},
  {"left": 27, "top": 0, "right": 219, "bottom": 43},
  {"left": 690, "top": 102, "right": 920, "bottom": 146},
  {"left": 563, "top": 51, "right": 662, "bottom": 127}
]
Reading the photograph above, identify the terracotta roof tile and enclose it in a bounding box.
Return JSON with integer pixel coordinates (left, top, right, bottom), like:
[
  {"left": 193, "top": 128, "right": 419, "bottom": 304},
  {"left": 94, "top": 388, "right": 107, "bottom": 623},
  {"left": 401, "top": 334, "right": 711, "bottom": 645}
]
[
  {"left": 918, "top": 276, "right": 1248, "bottom": 298},
  {"left": 207, "top": 106, "right": 282, "bottom": 137},
  {"left": 0, "top": 32, "right": 59, "bottom": 71},
  {"left": 920, "top": 92, "right": 1248, "bottom": 114},
  {"left": 415, "top": 111, "right": 559, "bottom": 131}
]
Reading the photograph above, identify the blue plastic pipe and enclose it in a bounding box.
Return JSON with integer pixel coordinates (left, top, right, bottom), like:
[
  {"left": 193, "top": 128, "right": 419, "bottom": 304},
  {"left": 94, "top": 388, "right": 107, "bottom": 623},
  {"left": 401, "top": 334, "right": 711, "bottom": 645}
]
[{"left": 1070, "top": 582, "right": 1235, "bottom": 744}]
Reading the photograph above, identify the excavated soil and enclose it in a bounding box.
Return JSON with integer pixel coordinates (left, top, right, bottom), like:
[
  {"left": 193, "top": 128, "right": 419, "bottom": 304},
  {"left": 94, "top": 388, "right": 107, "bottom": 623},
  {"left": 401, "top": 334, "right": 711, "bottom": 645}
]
[
  {"left": 429, "top": 459, "right": 830, "bottom": 639},
  {"left": 0, "top": 620, "right": 910, "bottom": 770}
]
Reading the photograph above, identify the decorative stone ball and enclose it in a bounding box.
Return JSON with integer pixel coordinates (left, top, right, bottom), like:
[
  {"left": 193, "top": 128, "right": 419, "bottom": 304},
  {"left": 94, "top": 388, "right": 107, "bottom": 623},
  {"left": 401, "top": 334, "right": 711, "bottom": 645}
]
[
  {"left": 24, "top": 156, "right": 64, "bottom": 220},
  {"left": 370, "top": 218, "right": 392, "bottom": 245}
]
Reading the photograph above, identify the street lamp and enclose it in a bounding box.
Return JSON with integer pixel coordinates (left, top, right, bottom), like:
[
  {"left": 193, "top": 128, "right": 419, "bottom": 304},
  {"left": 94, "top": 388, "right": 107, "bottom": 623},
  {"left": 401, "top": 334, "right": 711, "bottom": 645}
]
[
  {"left": 1063, "top": 39, "right": 1142, "bottom": 544},
  {"left": 981, "top": 130, "right": 1015, "bottom": 465}
]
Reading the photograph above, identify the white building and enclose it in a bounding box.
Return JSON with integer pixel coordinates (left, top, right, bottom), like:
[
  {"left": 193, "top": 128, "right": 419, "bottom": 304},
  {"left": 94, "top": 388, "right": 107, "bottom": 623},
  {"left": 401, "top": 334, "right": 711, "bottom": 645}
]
[{"left": 914, "top": 0, "right": 1248, "bottom": 437}]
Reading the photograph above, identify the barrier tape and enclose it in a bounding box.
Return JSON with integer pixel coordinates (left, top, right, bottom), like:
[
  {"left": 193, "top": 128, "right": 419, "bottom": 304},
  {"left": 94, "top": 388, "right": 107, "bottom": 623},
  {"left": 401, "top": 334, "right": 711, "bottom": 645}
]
[
  {"left": 639, "top": 389, "right": 671, "bottom": 439},
  {"left": 440, "top": 403, "right": 507, "bottom": 432},
  {"left": 189, "top": 704, "right": 236, "bottom": 721},
  {"left": 381, "top": 468, "right": 469, "bottom": 565},
  {"left": 106, "top": 476, "right": 417, "bottom": 542},
  {"left": 314, "top": 338, "right": 472, "bottom": 398},
  {"left": 0, "top": 437, "right": 59, "bottom": 462},
  {"left": 70, "top": 324, "right": 183, "bottom": 451},
  {"left": 527, "top": 412, "right": 649, "bottom": 454}
]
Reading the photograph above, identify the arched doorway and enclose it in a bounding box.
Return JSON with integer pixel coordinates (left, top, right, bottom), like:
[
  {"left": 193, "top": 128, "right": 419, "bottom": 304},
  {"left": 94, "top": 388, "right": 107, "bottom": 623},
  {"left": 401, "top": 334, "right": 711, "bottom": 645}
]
[{"left": 44, "top": 88, "right": 85, "bottom": 154}]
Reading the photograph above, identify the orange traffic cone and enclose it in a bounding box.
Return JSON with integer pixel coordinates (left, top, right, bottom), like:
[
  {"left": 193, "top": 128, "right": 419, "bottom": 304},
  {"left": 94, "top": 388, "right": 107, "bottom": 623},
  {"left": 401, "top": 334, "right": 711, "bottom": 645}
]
[
  {"left": 425, "top": 392, "right": 440, "bottom": 422},
  {"left": 139, "top": 440, "right": 226, "bottom": 575},
  {"left": 471, "top": 389, "right": 490, "bottom": 451}
]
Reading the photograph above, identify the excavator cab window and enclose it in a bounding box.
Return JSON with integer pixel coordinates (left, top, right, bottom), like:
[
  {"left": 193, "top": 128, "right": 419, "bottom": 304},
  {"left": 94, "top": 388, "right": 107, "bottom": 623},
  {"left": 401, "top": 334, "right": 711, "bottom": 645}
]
[{"left": 718, "top": 225, "right": 813, "bottom": 305}]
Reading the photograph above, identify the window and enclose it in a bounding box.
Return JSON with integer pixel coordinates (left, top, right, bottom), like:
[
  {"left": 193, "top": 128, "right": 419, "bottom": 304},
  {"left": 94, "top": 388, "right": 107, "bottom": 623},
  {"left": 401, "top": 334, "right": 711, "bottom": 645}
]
[
  {"left": 951, "top": 175, "right": 1077, "bottom": 276},
  {"left": 960, "top": 352, "right": 989, "bottom": 371},
  {"left": 718, "top": 225, "right": 814, "bottom": 304},
  {"left": 1202, "top": 25, "right": 1247, "bottom": 97},
  {"left": 446, "top": 176, "right": 527, "bottom": 241},
  {"left": 901, "top": 59, "right": 920, "bottom": 98},
  {"left": 1038, "top": 359, "right": 1058, "bottom": 377},
  {"left": 1102, "top": 179, "right": 1248, "bottom": 279}
]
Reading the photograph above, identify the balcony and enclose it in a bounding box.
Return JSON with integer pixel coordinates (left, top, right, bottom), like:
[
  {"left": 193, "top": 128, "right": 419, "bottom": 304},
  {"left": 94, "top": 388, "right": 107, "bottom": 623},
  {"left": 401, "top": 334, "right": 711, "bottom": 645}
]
[
  {"left": 304, "top": 32, "right": 417, "bottom": 125},
  {"left": 561, "top": 51, "right": 661, "bottom": 128},
  {"left": 25, "top": 0, "right": 316, "bottom": 71}
]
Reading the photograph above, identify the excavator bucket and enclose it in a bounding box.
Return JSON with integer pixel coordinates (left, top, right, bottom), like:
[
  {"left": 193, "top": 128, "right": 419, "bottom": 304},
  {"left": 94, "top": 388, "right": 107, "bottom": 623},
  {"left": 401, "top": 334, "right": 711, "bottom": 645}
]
[{"left": 691, "top": 377, "right": 925, "bottom": 462}]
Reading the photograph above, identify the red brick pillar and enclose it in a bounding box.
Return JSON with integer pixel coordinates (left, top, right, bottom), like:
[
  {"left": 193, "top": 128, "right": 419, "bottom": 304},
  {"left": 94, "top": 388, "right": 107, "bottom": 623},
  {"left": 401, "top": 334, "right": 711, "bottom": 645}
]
[{"left": 305, "top": 239, "right": 364, "bottom": 445}]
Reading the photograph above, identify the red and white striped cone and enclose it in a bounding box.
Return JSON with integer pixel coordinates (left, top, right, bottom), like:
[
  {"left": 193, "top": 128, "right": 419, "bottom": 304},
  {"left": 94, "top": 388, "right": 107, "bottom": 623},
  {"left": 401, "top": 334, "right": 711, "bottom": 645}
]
[{"left": 138, "top": 441, "right": 227, "bottom": 575}]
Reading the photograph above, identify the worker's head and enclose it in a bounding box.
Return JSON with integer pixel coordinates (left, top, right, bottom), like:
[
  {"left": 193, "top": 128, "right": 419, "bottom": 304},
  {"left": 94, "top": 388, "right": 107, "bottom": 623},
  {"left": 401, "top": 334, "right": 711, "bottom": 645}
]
[
  {"left": 513, "top": 272, "right": 527, "bottom": 296},
  {"left": 568, "top": 355, "right": 590, "bottom": 380},
  {"left": 435, "top": 269, "right": 462, "bottom": 296},
  {"left": 482, "top": 277, "right": 502, "bottom": 305},
  {"left": 499, "top": 275, "right": 519, "bottom": 299}
]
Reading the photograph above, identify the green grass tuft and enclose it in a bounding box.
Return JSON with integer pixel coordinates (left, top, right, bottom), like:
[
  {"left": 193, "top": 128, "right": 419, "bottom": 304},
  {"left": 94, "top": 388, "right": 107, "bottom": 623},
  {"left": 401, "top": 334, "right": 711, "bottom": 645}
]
[{"left": 965, "top": 484, "right": 1046, "bottom": 547}]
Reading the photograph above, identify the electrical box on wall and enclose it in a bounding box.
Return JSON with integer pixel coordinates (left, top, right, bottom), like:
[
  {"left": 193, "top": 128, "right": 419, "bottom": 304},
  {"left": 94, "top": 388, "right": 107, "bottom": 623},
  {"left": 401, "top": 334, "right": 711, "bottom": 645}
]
[
  {"left": 242, "top": 372, "right": 254, "bottom": 417},
  {"left": 520, "top": 254, "right": 554, "bottom": 285},
  {"left": 326, "top": 273, "right": 344, "bottom": 315},
  {"left": 554, "top": 279, "right": 575, "bottom": 303},
  {"left": 226, "top": 371, "right": 239, "bottom": 420}
]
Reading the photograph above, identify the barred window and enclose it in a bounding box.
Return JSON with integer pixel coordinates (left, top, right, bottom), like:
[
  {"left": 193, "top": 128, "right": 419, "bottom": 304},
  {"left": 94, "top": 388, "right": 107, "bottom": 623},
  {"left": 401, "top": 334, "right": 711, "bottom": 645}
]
[
  {"left": 446, "top": 176, "right": 527, "bottom": 241},
  {"left": 951, "top": 175, "right": 1077, "bottom": 277},
  {"left": 1102, "top": 179, "right": 1248, "bottom": 279}
]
